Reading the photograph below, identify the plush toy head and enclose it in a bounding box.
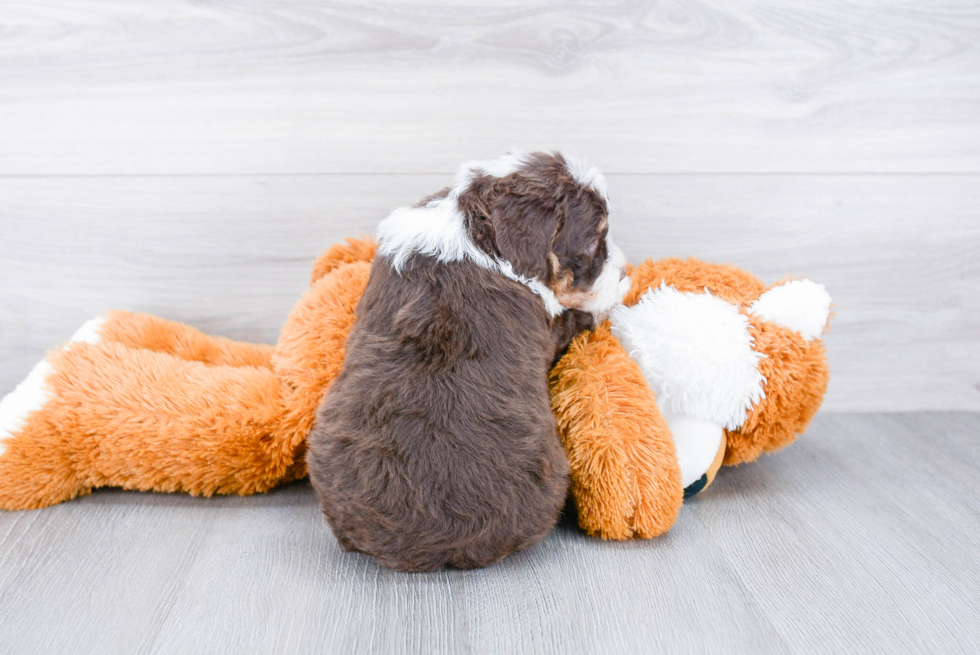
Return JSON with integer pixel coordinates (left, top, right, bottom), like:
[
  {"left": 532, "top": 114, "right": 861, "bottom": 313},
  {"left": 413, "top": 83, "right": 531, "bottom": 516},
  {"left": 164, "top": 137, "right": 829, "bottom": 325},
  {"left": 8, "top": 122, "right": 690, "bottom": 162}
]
[
  {"left": 612, "top": 258, "right": 831, "bottom": 489},
  {"left": 550, "top": 256, "right": 831, "bottom": 540}
]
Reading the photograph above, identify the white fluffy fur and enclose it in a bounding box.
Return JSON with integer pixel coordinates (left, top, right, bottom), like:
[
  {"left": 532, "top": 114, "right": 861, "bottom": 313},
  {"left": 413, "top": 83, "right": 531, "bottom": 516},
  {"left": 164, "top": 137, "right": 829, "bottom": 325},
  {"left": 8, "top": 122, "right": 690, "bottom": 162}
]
[
  {"left": 611, "top": 284, "right": 765, "bottom": 430},
  {"left": 563, "top": 156, "right": 609, "bottom": 201},
  {"left": 0, "top": 317, "right": 105, "bottom": 456},
  {"left": 377, "top": 195, "right": 492, "bottom": 273},
  {"left": 70, "top": 316, "right": 105, "bottom": 345},
  {"left": 376, "top": 198, "right": 564, "bottom": 317},
  {"left": 377, "top": 152, "right": 613, "bottom": 319},
  {"left": 453, "top": 151, "right": 531, "bottom": 188},
  {"left": 0, "top": 359, "right": 54, "bottom": 457},
  {"left": 577, "top": 236, "right": 630, "bottom": 319},
  {"left": 750, "top": 279, "right": 831, "bottom": 341},
  {"left": 661, "top": 410, "right": 725, "bottom": 488}
]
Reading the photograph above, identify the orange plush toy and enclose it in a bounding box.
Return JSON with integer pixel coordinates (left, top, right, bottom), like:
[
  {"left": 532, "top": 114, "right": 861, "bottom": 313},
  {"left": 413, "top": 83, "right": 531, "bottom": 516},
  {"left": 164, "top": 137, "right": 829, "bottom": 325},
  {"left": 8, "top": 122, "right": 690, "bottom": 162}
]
[
  {"left": 0, "top": 238, "right": 830, "bottom": 545},
  {"left": 0, "top": 237, "right": 376, "bottom": 510},
  {"left": 550, "top": 258, "right": 831, "bottom": 539}
]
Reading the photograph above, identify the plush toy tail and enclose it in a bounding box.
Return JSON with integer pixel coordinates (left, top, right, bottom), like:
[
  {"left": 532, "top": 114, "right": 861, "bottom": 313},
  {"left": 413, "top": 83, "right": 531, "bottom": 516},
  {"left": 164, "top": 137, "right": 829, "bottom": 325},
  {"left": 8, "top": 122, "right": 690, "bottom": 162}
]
[{"left": 0, "top": 330, "right": 300, "bottom": 510}]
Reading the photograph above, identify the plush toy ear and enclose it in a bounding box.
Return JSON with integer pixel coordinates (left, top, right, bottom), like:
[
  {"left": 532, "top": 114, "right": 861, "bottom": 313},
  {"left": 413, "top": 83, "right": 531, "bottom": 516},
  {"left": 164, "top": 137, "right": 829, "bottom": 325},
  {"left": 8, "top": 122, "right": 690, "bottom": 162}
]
[{"left": 749, "top": 279, "right": 831, "bottom": 341}]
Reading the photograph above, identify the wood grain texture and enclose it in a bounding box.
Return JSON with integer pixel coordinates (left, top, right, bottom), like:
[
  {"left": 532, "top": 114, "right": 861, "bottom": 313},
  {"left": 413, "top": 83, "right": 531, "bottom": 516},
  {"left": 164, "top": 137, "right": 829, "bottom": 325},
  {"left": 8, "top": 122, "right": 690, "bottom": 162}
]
[
  {"left": 1, "top": 0, "right": 979, "bottom": 175},
  {"left": 2, "top": 174, "right": 978, "bottom": 412},
  {"left": 0, "top": 412, "right": 977, "bottom": 654}
]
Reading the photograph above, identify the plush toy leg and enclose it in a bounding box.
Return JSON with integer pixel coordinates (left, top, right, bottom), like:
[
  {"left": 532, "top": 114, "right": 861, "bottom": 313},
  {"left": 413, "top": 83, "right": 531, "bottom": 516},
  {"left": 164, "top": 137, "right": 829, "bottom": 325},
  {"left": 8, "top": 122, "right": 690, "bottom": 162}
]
[
  {"left": 0, "top": 331, "right": 298, "bottom": 510},
  {"left": 550, "top": 324, "right": 683, "bottom": 540},
  {"left": 0, "top": 257, "right": 373, "bottom": 511},
  {"left": 97, "top": 311, "right": 275, "bottom": 368},
  {"left": 273, "top": 260, "right": 372, "bottom": 472},
  {"left": 724, "top": 317, "right": 830, "bottom": 466},
  {"left": 0, "top": 319, "right": 104, "bottom": 504}
]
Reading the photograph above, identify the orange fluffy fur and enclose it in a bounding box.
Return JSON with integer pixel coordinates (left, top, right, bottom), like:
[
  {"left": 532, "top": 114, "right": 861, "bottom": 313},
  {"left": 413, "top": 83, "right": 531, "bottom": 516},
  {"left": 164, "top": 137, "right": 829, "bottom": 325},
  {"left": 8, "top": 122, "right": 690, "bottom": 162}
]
[
  {"left": 0, "top": 237, "right": 372, "bottom": 509},
  {"left": 550, "top": 324, "right": 683, "bottom": 539}
]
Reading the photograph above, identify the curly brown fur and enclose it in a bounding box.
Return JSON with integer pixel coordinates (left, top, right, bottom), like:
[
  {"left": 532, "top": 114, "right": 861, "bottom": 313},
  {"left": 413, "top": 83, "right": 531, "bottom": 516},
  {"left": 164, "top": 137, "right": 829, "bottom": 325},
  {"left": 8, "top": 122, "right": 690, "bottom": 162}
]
[{"left": 307, "top": 152, "right": 625, "bottom": 571}]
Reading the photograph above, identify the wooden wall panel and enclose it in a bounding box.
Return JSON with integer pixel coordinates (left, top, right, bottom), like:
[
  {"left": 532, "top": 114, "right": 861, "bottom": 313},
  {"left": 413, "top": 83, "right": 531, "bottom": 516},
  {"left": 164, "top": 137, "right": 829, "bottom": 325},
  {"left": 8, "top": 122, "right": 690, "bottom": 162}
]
[
  {"left": 2, "top": 174, "right": 977, "bottom": 411},
  {"left": 1, "top": 0, "right": 978, "bottom": 175}
]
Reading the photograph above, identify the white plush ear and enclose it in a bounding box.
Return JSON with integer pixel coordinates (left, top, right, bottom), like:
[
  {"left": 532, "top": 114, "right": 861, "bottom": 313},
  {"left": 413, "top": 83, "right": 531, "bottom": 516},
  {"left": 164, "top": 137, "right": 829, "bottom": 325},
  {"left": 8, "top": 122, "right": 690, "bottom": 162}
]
[{"left": 749, "top": 279, "right": 831, "bottom": 341}]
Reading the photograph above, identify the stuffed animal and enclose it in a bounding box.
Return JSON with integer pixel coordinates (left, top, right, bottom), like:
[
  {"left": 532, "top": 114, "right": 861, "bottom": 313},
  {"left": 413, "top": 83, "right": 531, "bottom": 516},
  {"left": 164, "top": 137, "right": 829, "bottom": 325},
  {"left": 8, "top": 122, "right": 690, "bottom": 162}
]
[
  {"left": 550, "top": 257, "right": 831, "bottom": 539},
  {"left": 0, "top": 237, "right": 375, "bottom": 509},
  {"left": 0, "top": 238, "right": 830, "bottom": 545}
]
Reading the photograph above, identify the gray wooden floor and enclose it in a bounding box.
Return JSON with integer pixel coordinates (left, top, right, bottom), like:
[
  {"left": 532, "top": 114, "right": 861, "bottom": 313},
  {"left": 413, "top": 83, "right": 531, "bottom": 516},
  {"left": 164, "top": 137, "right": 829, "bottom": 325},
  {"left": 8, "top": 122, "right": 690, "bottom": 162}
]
[
  {"left": 3, "top": 1, "right": 980, "bottom": 653},
  {"left": 0, "top": 412, "right": 977, "bottom": 654}
]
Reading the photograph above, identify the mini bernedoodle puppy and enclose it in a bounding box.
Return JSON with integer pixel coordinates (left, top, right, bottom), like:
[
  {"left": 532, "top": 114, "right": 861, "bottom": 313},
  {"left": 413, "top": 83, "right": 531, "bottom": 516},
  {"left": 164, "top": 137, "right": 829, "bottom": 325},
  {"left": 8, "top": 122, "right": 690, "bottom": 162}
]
[{"left": 307, "top": 151, "right": 629, "bottom": 571}]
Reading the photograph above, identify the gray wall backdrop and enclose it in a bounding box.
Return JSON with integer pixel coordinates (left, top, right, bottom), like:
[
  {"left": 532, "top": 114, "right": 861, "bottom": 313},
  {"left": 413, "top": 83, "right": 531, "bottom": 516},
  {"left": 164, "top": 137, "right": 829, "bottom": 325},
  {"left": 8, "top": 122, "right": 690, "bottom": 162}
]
[{"left": 2, "top": 0, "right": 979, "bottom": 412}]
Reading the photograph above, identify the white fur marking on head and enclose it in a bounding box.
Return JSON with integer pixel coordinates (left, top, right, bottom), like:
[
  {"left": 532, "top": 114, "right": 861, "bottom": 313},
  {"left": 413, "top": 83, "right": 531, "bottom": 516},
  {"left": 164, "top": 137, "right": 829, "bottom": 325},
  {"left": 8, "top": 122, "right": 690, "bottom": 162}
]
[
  {"left": 453, "top": 151, "right": 531, "bottom": 190},
  {"left": 0, "top": 316, "right": 105, "bottom": 455},
  {"left": 750, "top": 279, "right": 831, "bottom": 341},
  {"left": 661, "top": 410, "right": 725, "bottom": 488},
  {"left": 611, "top": 284, "right": 766, "bottom": 429},
  {"left": 563, "top": 156, "right": 608, "bottom": 201},
  {"left": 376, "top": 153, "right": 565, "bottom": 317}
]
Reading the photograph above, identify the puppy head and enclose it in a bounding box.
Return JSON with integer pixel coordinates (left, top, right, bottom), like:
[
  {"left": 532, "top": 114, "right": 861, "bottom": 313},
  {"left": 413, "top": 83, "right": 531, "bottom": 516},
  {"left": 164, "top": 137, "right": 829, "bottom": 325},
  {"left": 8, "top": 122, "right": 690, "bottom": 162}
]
[{"left": 455, "top": 151, "right": 629, "bottom": 319}]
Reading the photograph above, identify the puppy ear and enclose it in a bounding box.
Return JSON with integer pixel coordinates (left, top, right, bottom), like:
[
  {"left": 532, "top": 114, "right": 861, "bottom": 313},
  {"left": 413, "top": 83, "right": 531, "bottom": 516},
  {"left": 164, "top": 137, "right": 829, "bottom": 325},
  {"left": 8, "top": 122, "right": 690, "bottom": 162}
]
[{"left": 487, "top": 187, "right": 560, "bottom": 280}]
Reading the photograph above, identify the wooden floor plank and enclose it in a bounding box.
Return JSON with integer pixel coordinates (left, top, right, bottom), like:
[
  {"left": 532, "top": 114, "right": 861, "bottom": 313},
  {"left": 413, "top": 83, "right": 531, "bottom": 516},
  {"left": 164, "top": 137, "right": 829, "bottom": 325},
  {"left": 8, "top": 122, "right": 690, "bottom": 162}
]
[
  {"left": 687, "top": 412, "right": 980, "bottom": 654},
  {"left": 0, "top": 413, "right": 977, "bottom": 654},
  {"left": 1, "top": 0, "right": 978, "bottom": 174}
]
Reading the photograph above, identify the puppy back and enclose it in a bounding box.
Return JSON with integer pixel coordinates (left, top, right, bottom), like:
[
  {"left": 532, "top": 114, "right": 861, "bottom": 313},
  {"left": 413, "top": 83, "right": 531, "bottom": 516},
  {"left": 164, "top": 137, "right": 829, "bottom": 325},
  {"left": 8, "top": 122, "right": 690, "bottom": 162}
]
[{"left": 308, "top": 254, "right": 569, "bottom": 571}]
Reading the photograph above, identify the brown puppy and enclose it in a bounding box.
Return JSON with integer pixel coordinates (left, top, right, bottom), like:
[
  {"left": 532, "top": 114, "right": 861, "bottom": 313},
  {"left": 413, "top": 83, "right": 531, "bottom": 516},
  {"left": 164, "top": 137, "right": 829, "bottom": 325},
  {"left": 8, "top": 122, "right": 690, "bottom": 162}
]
[{"left": 307, "top": 152, "right": 629, "bottom": 571}]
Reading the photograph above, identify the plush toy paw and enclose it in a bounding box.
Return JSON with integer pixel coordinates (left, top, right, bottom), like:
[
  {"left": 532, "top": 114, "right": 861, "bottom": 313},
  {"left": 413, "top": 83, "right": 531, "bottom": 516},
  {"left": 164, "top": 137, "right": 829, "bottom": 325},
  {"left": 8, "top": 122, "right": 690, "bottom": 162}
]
[
  {"left": 679, "top": 428, "right": 726, "bottom": 498},
  {"left": 550, "top": 324, "right": 683, "bottom": 539},
  {"left": 2, "top": 254, "right": 373, "bottom": 512},
  {"left": 0, "top": 318, "right": 106, "bottom": 509}
]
